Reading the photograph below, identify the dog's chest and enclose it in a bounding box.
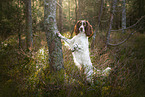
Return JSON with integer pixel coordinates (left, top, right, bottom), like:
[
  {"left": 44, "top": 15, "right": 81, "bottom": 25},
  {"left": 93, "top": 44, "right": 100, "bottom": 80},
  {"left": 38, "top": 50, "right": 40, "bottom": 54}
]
[{"left": 74, "top": 34, "right": 89, "bottom": 50}]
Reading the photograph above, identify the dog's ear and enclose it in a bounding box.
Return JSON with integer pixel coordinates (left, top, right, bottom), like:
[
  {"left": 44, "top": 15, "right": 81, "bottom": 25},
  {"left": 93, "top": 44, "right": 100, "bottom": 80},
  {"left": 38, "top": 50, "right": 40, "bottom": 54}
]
[
  {"left": 74, "top": 21, "right": 80, "bottom": 35},
  {"left": 86, "top": 21, "right": 93, "bottom": 38}
]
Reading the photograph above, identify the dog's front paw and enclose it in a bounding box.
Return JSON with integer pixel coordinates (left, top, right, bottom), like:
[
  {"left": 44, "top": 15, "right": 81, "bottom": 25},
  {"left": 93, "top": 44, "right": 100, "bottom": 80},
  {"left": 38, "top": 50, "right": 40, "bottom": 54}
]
[
  {"left": 73, "top": 44, "right": 78, "bottom": 49},
  {"left": 71, "top": 44, "right": 81, "bottom": 52},
  {"left": 56, "top": 32, "right": 61, "bottom": 37}
]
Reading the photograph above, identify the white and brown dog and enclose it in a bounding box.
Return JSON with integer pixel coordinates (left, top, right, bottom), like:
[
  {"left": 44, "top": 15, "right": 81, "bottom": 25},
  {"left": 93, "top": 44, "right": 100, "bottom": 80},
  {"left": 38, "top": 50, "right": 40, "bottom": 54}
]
[{"left": 57, "top": 20, "right": 111, "bottom": 83}]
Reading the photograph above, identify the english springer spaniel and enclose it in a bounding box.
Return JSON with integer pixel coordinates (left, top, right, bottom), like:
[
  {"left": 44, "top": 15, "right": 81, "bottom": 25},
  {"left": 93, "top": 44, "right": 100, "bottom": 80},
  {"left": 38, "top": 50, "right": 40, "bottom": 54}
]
[{"left": 57, "top": 20, "right": 111, "bottom": 83}]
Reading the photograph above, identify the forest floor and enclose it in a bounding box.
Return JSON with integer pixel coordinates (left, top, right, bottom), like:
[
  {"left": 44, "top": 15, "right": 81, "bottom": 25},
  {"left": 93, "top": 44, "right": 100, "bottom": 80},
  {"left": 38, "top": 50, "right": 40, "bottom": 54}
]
[{"left": 0, "top": 31, "right": 145, "bottom": 97}]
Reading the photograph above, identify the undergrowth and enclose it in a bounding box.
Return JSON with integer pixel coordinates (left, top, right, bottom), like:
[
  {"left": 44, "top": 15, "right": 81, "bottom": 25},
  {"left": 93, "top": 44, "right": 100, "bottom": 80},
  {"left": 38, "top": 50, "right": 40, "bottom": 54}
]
[{"left": 0, "top": 31, "right": 145, "bottom": 97}]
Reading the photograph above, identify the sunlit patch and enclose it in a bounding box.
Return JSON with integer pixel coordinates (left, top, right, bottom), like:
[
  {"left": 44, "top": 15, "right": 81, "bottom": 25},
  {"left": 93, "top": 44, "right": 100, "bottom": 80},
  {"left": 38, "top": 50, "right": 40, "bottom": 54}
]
[
  {"left": 39, "top": 48, "right": 45, "bottom": 57},
  {"left": 35, "top": 47, "right": 48, "bottom": 70}
]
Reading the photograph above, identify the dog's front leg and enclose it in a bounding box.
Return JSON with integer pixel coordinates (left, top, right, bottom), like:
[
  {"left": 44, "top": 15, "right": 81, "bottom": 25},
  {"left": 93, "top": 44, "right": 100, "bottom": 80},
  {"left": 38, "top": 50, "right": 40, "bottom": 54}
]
[{"left": 56, "top": 32, "right": 71, "bottom": 44}]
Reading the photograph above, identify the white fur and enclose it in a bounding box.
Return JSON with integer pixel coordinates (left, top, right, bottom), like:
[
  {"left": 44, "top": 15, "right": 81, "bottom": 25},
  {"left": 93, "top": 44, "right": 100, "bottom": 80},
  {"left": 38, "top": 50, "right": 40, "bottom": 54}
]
[{"left": 57, "top": 31, "right": 94, "bottom": 82}]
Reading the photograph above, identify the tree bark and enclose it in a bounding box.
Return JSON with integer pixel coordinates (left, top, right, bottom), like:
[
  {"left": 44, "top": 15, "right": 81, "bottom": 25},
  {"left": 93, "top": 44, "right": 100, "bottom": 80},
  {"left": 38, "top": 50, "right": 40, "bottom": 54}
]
[
  {"left": 58, "top": 0, "right": 63, "bottom": 33},
  {"left": 138, "top": 0, "right": 145, "bottom": 33},
  {"left": 91, "top": 0, "right": 104, "bottom": 49},
  {"left": 78, "top": 0, "right": 81, "bottom": 19},
  {"left": 75, "top": 0, "right": 78, "bottom": 23},
  {"left": 122, "top": 0, "right": 126, "bottom": 33},
  {"left": 25, "top": 0, "right": 33, "bottom": 49},
  {"left": 44, "top": 0, "right": 64, "bottom": 72},
  {"left": 68, "top": 0, "right": 71, "bottom": 33},
  {"left": 106, "top": 0, "right": 117, "bottom": 47}
]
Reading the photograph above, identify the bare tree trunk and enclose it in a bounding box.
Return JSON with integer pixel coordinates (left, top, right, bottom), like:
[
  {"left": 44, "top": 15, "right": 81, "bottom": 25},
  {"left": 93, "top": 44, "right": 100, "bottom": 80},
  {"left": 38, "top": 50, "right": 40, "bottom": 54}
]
[
  {"left": 138, "top": 0, "right": 145, "bottom": 33},
  {"left": 58, "top": 0, "right": 63, "bottom": 33},
  {"left": 68, "top": 0, "right": 71, "bottom": 33},
  {"left": 78, "top": 0, "right": 81, "bottom": 19},
  {"left": 75, "top": 0, "right": 78, "bottom": 23},
  {"left": 18, "top": 0, "right": 21, "bottom": 49},
  {"left": 106, "top": 0, "right": 117, "bottom": 47},
  {"left": 25, "top": 0, "right": 33, "bottom": 50},
  {"left": 70, "top": 0, "right": 78, "bottom": 38},
  {"left": 91, "top": 0, "right": 104, "bottom": 49},
  {"left": 44, "top": 0, "right": 64, "bottom": 72},
  {"left": 122, "top": 0, "right": 126, "bottom": 33}
]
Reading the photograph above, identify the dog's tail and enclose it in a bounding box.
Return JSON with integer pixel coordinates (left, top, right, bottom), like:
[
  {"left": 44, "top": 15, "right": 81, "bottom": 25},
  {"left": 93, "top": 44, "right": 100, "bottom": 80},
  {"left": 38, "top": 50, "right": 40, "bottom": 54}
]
[{"left": 93, "top": 67, "right": 111, "bottom": 77}]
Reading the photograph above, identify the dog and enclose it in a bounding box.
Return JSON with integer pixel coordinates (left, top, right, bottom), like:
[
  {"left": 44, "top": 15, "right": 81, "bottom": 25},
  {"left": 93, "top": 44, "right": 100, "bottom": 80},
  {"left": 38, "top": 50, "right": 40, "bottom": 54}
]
[{"left": 57, "top": 20, "right": 111, "bottom": 83}]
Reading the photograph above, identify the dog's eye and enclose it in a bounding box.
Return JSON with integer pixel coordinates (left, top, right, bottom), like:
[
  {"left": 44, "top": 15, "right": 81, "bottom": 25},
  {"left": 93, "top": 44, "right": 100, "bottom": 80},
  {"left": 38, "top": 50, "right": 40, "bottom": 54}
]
[
  {"left": 78, "top": 22, "right": 81, "bottom": 26},
  {"left": 82, "top": 22, "right": 86, "bottom": 26}
]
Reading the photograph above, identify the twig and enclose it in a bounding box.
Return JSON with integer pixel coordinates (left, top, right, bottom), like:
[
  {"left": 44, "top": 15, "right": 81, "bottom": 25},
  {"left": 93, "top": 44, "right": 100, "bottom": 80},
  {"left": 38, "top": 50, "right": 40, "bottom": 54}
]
[
  {"left": 111, "top": 16, "right": 145, "bottom": 32},
  {"left": 107, "top": 31, "right": 135, "bottom": 46},
  {"left": 56, "top": 1, "right": 62, "bottom": 8}
]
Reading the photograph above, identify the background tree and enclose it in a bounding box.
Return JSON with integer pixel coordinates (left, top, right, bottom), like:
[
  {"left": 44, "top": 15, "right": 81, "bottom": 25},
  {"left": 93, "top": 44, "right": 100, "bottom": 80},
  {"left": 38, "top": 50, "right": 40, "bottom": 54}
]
[
  {"left": 106, "top": 0, "right": 117, "bottom": 47},
  {"left": 91, "top": 0, "right": 104, "bottom": 49},
  {"left": 25, "top": 0, "right": 33, "bottom": 49},
  {"left": 75, "top": 0, "right": 78, "bottom": 23},
  {"left": 130, "top": 0, "right": 145, "bottom": 33},
  {"left": 122, "top": 0, "right": 126, "bottom": 33},
  {"left": 58, "top": 0, "right": 63, "bottom": 33}
]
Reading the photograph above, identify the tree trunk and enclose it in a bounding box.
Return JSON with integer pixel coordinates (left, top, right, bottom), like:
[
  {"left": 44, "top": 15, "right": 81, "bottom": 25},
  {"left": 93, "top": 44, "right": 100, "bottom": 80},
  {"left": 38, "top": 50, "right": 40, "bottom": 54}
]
[
  {"left": 68, "top": 0, "right": 71, "bottom": 33},
  {"left": 18, "top": 0, "right": 21, "bottom": 49},
  {"left": 91, "top": 0, "right": 104, "bottom": 49},
  {"left": 58, "top": 0, "right": 63, "bottom": 33},
  {"left": 25, "top": 0, "right": 33, "bottom": 49},
  {"left": 44, "top": 0, "right": 64, "bottom": 72},
  {"left": 138, "top": 0, "right": 145, "bottom": 33},
  {"left": 78, "top": 0, "right": 81, "bottom": 19},
  {"left": 75, "top": 0, "right": 78, "bottom": 23},
  {"left": 106, "top": 0, "right": 117, "bottom": 47},
  {"left": 122, "top": 0, "right": 126, "bottom": 33}
]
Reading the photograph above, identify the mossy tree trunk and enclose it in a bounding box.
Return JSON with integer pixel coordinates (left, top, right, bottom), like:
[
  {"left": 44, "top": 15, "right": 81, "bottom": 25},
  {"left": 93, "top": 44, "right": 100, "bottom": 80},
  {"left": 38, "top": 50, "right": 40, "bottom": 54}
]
[
  {"left": 58, "top": 0, "right": 63, "bottom": 33},
  {"left": 44, "top": 0, "right": 64, "bottom": 72}
]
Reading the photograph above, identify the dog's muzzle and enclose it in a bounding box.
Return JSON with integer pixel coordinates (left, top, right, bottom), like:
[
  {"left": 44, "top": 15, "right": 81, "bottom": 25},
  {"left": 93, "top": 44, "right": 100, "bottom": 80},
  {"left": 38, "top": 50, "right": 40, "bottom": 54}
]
[{"left": 79, "top": 26, "right": 85, "bottom": 32}]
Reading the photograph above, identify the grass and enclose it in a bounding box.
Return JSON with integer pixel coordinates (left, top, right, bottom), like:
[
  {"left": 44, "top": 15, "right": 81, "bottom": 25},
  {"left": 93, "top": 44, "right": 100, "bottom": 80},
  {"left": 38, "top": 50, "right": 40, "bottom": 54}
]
[{"left": 0, "top": 31, "right": 145, "bottom": 97}]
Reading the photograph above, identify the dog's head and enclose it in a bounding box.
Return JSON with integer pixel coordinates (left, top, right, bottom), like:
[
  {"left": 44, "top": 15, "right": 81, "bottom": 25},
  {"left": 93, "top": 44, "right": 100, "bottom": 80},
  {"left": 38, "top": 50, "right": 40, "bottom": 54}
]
[{"left": 74, "top": 20, "right": 93, "bottom": 38}]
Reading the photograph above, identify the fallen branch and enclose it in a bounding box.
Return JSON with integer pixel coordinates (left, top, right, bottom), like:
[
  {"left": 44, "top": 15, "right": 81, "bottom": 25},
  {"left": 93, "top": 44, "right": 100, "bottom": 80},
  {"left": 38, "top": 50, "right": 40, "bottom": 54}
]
[
  {"left": 107, "top": 16, "right": 145, "bottom": 46},
  {"left": 107, "top": 31, "right": 135, "bottom": 46},
  {"left": 111, "top": 16, "right": 145, "bottom": 32}
]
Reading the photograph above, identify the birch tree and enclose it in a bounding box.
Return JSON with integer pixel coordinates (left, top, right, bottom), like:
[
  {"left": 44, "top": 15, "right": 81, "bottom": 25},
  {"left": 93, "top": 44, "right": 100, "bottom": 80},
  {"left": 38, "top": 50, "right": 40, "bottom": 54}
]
[
  {"left": 44, "top": 0, "right": 64, "bottom": 72},
  {"left": 122, "top": 0, "right": 126, "bottom": 33}
]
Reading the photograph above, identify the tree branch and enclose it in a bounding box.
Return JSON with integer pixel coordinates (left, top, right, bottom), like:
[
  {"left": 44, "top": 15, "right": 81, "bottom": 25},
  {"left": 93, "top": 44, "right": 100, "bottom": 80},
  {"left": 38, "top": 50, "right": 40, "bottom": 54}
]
[
  {"left": 107, "top": 31, "right": 135, "bottom": 46},
  {"left": 56, "top": 1, "right": 62, "bottom": 8},
  {"left": 107, "top": 16, "right": 145, "bottom": 46},
  {"left": 111, "top": 16, "right": 145, "bottom": 32}
]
